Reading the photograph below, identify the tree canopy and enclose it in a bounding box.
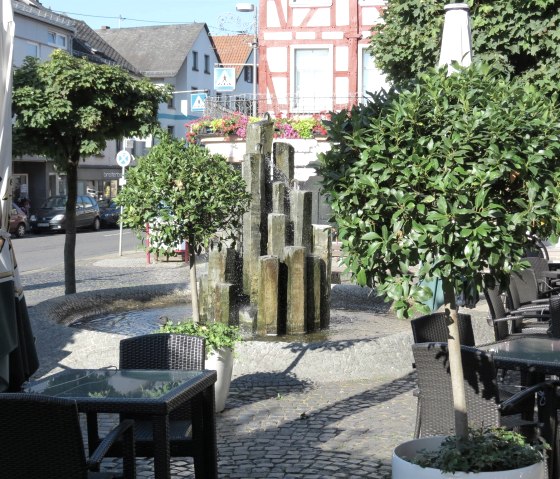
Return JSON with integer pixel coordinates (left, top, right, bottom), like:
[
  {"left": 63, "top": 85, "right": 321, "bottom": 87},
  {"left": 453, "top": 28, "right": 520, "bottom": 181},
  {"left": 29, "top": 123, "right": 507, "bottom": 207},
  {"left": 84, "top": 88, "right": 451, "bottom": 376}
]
[
  {"left": 319, "top": 63, "right": 560, "bottom": 319},
  {"left": 12, "top": 50, "right": 170, "bottom": 293},
  {"left": 369, "top": 0, "right": 560, "bottom": 87},
  {"left": 117, "top": 135, "right": 251, "bottom": 321}
]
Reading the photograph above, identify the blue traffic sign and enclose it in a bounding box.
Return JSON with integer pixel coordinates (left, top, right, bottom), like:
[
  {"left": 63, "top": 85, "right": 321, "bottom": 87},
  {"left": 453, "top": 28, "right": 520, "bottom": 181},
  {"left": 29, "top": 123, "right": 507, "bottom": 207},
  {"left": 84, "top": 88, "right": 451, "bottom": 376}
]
[
  {"left": 214, "top": 67, "right": 236, "bottom": 92},
  {"left": 116, "top": 150, "right": 131, "bottom": 167},
  {"left": 191, "top": 93, "right": 207, "bottom": 112}
]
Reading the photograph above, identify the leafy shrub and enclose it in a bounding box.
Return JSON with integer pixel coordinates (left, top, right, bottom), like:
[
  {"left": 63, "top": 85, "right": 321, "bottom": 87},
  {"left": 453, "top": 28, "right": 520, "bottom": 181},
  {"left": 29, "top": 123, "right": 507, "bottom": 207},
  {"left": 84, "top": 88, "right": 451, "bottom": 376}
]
[
  {"left": 319, "top": 62, "right": 560, "bottom": 319},
  {"left": 412, "top": 428, "right": 546, "bottom": 473},
  {"left": 158, "top": 320, "right": 242, "bottom": 356}
]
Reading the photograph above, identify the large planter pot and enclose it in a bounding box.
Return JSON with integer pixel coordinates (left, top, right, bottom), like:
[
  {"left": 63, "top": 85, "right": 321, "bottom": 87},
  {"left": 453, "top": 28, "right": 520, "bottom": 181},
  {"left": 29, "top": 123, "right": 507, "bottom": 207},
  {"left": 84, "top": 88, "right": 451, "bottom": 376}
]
[
  {"left": 392, "top": 436, "right": 545, "bottom": 479},
  {"left": 205, "top": 347, "right": 233, "bottom": 413}
]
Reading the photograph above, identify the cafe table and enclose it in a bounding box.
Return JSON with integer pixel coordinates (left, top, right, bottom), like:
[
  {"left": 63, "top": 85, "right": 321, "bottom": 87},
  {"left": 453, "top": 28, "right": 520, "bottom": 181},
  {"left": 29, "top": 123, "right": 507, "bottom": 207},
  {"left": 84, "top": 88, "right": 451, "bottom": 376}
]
[
  {"left": 479, "top": 336, "right": 560, "bottom": 379},
  {"left": 24, "top": 368, "right": 217, "bottom": 479}
]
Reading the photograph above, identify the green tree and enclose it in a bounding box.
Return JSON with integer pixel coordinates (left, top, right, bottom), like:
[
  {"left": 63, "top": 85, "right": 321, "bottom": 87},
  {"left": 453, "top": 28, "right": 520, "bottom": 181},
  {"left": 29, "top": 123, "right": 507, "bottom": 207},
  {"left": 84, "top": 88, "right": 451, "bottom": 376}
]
[
  {"left": 116, "top": 135, "right": 251, "bottom": 322},
  {"left": 12, "top": 50, "right": 169, "bottom": 294},
  {"left": 319, "top": 63, "right": 560, "bottom": 437},
  {"left": 369, "top": 0, "right": 560, "bottom": 87}
]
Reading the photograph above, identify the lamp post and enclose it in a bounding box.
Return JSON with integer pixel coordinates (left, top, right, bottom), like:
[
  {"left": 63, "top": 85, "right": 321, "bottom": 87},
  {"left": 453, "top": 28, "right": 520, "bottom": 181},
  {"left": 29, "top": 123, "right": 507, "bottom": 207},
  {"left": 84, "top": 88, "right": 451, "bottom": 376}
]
[{"left": 236, "top": 2, "right": 258, "bottom": 116}]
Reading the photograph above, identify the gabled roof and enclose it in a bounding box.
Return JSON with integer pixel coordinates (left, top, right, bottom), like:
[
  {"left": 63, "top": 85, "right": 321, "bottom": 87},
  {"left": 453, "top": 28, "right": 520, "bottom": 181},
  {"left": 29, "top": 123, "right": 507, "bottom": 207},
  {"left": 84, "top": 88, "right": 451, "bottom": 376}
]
[
  {"left": 212, "top": 34, "right": 253, "bottom": 79},
  {"left": 97, "top": 23, "right": 209, "bottom": 78},
  {"left": 72, "top": 21, "right": 140, "bottom": 75}
]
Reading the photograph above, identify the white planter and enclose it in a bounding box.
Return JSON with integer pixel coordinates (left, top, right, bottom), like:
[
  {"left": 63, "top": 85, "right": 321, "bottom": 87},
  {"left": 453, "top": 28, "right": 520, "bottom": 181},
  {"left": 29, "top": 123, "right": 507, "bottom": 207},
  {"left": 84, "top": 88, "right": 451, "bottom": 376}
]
[
  {"left": 205, "top": 347, "right": 233, "bottom": 413},
  {"left": 392, "top": 436, "right": 545, "bottom": 479}
]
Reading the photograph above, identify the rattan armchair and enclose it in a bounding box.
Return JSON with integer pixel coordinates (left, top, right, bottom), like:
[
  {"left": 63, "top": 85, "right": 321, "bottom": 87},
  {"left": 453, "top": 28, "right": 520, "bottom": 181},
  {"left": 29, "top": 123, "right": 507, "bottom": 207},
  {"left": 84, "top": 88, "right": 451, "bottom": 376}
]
[
  {"left": 410, "top": 312, "right": 475, "bottom": 438},
  {"left": 89, "top": 333, "right": 206, "bottom": 474},
  {"left": 411, "top": 312, "right": 475, "bottom": 346},
  {"left": 412, "top": 342, "right": 545, "bottom": 439},
  {"left": 0, "top": 393, "right": 135, "bottom": 479}
]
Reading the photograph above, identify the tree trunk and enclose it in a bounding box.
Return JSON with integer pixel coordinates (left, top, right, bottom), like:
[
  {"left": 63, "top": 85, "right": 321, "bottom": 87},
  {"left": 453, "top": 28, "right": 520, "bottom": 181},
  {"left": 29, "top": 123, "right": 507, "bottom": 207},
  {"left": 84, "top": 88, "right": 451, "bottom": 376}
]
[
  {"left": 64, "top": 159, "right": 79, "bottom": 295},
  {"left": 442, "top": 278, "right": 468, "bottom": 439},
  {"left": 188, "top": 236, "right": 200, "bottom": 323}
]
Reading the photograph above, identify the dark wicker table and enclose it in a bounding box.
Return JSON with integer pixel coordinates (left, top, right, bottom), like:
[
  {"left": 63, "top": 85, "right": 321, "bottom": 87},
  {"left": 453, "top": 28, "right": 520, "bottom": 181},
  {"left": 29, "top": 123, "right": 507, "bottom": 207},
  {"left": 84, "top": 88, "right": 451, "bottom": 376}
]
[
  {"left": 24, "top": 368, "right": 217, "bottom": 479},
  {"left": 480, "top": 336, "right": 560, "bottom": 377}
]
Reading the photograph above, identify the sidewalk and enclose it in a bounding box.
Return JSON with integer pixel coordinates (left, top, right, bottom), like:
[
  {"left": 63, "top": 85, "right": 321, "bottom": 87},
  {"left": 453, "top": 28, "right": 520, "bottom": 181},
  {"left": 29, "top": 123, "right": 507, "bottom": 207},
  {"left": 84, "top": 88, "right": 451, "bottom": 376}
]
[{"left": 21, "top": 249, "right": 497, "bottom": 478}]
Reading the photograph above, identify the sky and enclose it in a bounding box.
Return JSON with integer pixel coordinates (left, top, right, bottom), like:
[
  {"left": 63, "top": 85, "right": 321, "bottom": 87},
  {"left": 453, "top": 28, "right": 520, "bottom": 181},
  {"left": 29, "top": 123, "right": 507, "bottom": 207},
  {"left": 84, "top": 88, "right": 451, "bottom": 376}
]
[{"left": 41, "top": 0, "right": 255, "bottom": 35}]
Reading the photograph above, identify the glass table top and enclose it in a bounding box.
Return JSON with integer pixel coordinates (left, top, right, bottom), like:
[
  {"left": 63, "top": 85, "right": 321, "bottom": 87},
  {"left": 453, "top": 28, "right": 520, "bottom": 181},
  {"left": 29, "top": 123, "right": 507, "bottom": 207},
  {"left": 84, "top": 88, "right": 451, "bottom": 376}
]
[
  {"left": 481, "top": 337, "right": 560, "bottom": 364},
  {"left": 25, "top": 369, "right": 205, "bottom": 400}
]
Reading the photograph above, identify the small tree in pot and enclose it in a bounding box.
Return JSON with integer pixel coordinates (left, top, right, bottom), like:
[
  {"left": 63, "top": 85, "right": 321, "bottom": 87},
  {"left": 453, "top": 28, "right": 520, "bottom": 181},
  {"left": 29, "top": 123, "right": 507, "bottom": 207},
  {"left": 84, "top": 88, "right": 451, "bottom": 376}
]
[{"left": 319, "top": 62, "right": 560, "bottom": 470}]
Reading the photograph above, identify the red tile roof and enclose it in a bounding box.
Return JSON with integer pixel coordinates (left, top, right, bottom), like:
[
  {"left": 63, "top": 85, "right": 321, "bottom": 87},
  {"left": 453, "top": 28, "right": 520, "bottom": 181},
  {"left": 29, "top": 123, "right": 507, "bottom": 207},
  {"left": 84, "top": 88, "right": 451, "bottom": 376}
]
[{"left": 212, "top": 34, "right": 253, "bottom": 79}]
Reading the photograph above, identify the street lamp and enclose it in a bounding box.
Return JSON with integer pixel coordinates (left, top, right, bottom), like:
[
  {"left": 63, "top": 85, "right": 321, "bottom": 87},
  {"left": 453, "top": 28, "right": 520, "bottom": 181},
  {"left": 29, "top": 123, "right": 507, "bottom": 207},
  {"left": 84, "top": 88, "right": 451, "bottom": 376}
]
[{"left": 236, "top": 3, "right": 258, "bottom": 116}]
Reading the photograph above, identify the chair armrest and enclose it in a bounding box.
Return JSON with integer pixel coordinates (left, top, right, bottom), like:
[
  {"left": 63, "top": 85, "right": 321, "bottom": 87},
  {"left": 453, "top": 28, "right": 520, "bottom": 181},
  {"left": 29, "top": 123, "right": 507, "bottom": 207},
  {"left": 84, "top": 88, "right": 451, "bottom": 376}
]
[
  {"left": 499, "top": 380, "right": 557, "bottom": 415},
  {"left": 87, "top": 419, "right": 135, "bottom": 473}
]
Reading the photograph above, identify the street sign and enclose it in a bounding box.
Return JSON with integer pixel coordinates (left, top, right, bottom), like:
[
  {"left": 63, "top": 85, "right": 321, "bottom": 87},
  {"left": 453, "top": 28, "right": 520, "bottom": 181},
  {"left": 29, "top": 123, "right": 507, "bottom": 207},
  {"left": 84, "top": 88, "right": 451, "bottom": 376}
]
[
  {"left": 116, "top": 150, "right": 131, "bottom": 167},
  {"left": 190, "top": 93, "right": 207, "bottom": 112},
  {"left": 214, "top": 67, "right": 236, "bottom": 92}
]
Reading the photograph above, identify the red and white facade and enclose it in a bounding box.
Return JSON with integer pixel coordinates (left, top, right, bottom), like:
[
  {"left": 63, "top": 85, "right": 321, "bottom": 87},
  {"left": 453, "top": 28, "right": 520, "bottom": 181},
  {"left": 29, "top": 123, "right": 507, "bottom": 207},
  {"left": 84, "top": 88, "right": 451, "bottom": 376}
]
[{"left": 258, "top": 0, "right": 388, "bottom": 116}]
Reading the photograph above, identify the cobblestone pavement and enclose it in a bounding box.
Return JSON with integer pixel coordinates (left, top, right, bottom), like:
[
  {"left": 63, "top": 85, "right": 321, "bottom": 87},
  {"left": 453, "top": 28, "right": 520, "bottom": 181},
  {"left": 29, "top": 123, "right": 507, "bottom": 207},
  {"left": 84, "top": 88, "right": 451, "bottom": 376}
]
[{"left": 18, "top": 247, "right": 500, "bottom": 478}]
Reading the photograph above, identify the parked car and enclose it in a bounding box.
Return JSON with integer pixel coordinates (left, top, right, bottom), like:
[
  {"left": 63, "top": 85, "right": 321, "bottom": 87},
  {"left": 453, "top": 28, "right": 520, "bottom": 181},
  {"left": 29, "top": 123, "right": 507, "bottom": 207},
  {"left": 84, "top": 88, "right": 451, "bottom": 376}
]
[
  {"left": 9, "top": 202, "right": 28, "bottom": 238},
  {"left": 30, "top": 195, "right": 101, "bottom": 233},
  {"left": 98, "top": 199, "right": 120, "bottom": 228}
]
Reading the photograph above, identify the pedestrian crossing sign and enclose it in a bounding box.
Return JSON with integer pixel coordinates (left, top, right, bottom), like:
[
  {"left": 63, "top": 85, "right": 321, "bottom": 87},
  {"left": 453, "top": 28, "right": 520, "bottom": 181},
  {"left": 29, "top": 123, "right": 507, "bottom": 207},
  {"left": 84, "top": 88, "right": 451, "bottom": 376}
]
[
  {"left": 190, "top": 93, "right": 207, "bottom": 112},
  {"left": 214, "top": 67, "right": 236, "bottom": 92}
]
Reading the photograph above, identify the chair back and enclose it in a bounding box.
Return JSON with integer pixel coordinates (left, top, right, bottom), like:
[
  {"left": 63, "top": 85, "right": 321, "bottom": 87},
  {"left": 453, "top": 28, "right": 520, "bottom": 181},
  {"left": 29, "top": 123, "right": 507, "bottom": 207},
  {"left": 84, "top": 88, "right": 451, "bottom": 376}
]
[
  {"left": 411, "top": 312, "right": 475, "bottom": 346},
  {"left": 0, "top": 393, "right": 88, "bottom": 479},
  {"left": 119, "top": 333, "right": 206, "bottom": 421},
  {"left": 510, "top": 269, "right": 540, "bottom": 305},
  {"left": 548, "top": 296, "right": 560, "bottom": 339},
  {"left": 524, "top": 238, "right": 550, "bottom": 260},
  {"left": 483, "top": 283, "right": 512, "bottom": 341},
  {"left": 120, "top": 333, "right": 206, "bottom": 370},
  {"left": 412, "top": 343, "right": 501, "bottom": 438}
]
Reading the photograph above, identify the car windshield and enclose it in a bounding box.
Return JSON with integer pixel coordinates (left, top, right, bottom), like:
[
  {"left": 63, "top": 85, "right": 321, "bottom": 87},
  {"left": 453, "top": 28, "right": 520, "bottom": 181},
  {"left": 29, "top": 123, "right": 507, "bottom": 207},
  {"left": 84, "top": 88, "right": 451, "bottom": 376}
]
[{"left": 44, "top": 197, "right": 67, "bottom": 208}]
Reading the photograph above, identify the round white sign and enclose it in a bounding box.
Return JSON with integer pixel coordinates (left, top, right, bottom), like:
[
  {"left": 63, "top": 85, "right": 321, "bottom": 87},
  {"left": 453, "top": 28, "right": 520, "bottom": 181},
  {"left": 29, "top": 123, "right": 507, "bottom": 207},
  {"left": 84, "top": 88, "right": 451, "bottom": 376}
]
[{"left": 116, "top": 150, "right": 132, "bottom": 167}]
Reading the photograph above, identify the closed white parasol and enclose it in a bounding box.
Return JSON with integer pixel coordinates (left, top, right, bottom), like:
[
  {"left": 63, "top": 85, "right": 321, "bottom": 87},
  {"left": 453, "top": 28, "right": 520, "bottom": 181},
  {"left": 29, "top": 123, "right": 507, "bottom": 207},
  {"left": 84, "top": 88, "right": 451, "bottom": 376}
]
[
  {"left": 0, "top": 0, "right": 38, "bottom": 391},
  {"left": 438, "top": 3, "right": 473, "bottom": 75}
]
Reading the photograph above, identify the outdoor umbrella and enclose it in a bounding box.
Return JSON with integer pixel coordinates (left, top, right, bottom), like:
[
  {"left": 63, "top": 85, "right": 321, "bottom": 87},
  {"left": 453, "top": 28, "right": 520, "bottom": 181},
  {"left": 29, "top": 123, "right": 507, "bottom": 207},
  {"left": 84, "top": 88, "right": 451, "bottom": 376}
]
[
  {"left": 438, "top": 3, "right": 473, "bottom": 74},
  {"left": 0, "top": 0, "right": 38, "bottom": 392}
]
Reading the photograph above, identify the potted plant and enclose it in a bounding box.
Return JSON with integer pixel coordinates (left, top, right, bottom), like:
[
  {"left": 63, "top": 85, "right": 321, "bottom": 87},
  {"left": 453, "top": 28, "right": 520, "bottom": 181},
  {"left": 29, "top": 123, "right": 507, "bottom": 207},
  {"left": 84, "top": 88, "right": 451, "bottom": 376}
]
[
  {"left": 319, "top": 62, "right": 560, "bottom": 475},
  {"left": 158, "top": 319, "right": 242, "bottom": 413},
  {"left": 393, "top": 428, "right": 546, "bottom": 479}
]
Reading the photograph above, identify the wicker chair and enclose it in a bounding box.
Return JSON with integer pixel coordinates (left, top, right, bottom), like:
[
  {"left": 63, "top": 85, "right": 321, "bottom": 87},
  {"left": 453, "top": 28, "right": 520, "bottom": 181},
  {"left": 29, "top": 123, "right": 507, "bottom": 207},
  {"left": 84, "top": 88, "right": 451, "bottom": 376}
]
[
  {"left": 523, "top": 257, "right": 560, "bottom": 294},
  {"left": 0, "top": 393, "right": 135, "bottom": 479},
  {"left": 411, "top": 312, "right": 475, "bottom": 346},
  {"left": 412, "top": 342, "right": 545, "bottom": 438},
  {"left": 410, "top": 312, "right": 475, "bottom": 438},
  {"left": 90, "top": 334, "right": 206, "bottom": 474},
  {"left": 484, "top": 282, "right": 549, "bottom": 341}
]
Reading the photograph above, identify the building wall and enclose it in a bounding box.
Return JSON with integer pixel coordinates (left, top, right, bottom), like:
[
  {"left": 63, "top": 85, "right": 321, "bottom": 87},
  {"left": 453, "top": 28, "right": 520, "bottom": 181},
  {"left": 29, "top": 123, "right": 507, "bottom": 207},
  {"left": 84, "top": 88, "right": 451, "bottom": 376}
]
[
  {"left": 259, "top": 0, "right": 387, "bottom": 115},
  {"left": 158, "top": 29, "right": 220, "bottom": 139}
]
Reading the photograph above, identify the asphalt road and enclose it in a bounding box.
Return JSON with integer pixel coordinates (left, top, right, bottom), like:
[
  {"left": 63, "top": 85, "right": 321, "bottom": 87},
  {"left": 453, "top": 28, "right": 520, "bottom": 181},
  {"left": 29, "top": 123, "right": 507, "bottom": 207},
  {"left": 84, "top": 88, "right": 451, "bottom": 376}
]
[{"left": 12, "top": 227, "right": 143, "bottom": 274}]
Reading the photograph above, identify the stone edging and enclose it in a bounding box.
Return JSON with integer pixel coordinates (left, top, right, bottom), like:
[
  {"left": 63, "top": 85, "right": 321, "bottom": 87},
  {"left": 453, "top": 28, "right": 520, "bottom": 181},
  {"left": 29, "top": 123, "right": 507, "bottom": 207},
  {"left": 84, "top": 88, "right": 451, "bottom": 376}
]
[{"left": 35, "top": 284, "right": 190, "bottom": 325}]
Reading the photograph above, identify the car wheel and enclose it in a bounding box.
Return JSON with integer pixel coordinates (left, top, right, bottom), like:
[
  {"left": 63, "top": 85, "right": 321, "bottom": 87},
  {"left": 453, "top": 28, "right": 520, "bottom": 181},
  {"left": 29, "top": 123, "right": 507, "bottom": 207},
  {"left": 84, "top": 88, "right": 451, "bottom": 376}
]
[
  {"left": 15, "top": 223, "right": 26, "bottom": 238},
  {"left": 92, "top": 217, "right": 101, "bottom": 231}
]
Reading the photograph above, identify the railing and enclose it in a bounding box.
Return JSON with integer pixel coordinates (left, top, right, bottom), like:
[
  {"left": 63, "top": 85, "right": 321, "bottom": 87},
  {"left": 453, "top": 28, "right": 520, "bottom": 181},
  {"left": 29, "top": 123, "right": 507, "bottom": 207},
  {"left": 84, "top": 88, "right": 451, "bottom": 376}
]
[{"left": 204, "top": 93, "right": 368, "bottom": 119}]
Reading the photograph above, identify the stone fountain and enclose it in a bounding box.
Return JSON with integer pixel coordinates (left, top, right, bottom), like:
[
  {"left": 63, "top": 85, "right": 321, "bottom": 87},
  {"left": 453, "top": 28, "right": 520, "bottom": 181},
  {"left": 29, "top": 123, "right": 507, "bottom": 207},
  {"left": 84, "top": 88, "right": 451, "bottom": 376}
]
[{"left": 198, "top": 117, "right": 332, "bottom": 337}]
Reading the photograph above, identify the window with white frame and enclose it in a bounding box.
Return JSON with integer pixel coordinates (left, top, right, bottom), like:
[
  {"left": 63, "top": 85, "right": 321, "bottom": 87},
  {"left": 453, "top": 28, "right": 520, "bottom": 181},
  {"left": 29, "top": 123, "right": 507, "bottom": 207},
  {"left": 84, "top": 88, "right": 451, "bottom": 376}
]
[
  {"left": 360, "top": 49, "right": 389, "bottom": 100},
  {"left": 25, "top": 42, "right": 39, "bottom": 58},
  {"left": 48, "top": 31, "right": 67, "bottom": 49},
  {"left": 293, "top": 48, "right": 330, "bottom": 112}
]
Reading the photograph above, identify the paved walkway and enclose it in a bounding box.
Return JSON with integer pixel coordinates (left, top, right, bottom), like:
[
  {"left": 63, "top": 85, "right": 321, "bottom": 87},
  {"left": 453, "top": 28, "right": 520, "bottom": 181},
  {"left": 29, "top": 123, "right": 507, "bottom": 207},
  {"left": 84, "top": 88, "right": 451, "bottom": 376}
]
[{"left": 19, "top": 246, "right": 503, "bottom": 478}]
